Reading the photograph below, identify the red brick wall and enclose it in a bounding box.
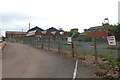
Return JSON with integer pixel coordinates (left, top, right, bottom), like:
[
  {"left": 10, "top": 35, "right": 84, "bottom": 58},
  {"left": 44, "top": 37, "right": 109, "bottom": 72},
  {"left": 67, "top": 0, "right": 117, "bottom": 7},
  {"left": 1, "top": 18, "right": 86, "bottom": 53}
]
[
  {"left": 87, "top": 26, "right": 108, "bottom": 37},
  {"left": 55, "top": 31, "right": 61, "bottom": 36},
  {"left": 35, "top": 30, "right": 44, "bottom": 36},
  {"left": 6, "top": 33, "right": 26, "bottom": 39}
]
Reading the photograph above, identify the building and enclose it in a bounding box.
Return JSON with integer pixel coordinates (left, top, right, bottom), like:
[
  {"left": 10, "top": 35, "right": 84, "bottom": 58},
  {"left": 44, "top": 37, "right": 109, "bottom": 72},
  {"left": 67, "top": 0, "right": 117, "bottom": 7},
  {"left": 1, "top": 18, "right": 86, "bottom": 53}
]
[
  {"left": 45, "top": 27, "right": 60, "bottom": 38},
  {"left": 47, "top": 27, "right": 59, "bottom": 32},
  {"left": 6, "top": 31, "right": 26, "bottom": 39},
  {"left": 26, "top": 26, "right": 44, "bottom": 37},
  {"left": 86, "top": 26, "right": 108, "bottom": 40},
  {"left": 60, "top": 32, "right": 69, "bottom": 37},
  {"left": 71, "top": 28, "right": 78, "bottom": 32}
]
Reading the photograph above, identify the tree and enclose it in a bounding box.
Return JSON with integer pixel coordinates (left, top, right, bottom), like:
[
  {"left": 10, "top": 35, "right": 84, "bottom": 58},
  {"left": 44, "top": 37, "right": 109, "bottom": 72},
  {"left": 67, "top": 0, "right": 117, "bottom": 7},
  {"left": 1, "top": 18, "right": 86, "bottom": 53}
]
[
  {"left": 82, "top": 34, "right": 92, "bottom": 42},
  {"left": 2, "top": 36, "right": 5, "bottom": 41}
]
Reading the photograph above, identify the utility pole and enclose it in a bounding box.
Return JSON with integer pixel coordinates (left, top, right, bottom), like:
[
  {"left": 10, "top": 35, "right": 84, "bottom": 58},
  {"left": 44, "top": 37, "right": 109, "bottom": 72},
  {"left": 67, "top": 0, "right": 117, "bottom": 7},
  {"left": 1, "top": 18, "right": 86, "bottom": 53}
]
[{"left": 22, "top": 29, "right": 23, "bottom": 32}]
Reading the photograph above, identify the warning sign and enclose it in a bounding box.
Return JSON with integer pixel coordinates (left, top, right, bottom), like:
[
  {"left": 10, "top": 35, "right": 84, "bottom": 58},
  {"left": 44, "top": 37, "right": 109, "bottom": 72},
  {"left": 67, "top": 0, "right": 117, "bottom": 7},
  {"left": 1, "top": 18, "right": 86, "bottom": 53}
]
[
  {"left": 67, "top": 37, "right": 72, "bottom": 44},
  {"left": 107, "top": 36, "right": 117, "bottom": 46}
]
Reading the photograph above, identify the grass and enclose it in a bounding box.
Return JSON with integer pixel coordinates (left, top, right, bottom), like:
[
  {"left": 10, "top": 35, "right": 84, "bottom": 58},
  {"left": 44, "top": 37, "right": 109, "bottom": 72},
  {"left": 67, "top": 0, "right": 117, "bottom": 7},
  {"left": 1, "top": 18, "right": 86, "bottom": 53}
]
[
  {"left": 76, "top": 51, "right": 119, "bottom": 69},
  {"left": 104, "top": 46, "right": 120, "bottom": 50},
  {"left": 62, "top": 49, "right": 68, "bottom": 55},
  {"left": 6, "top": 39, "right": 16, "bottom": 43},
  {"left": 98, "top": 53, "right": 119, "bottom": 68}
]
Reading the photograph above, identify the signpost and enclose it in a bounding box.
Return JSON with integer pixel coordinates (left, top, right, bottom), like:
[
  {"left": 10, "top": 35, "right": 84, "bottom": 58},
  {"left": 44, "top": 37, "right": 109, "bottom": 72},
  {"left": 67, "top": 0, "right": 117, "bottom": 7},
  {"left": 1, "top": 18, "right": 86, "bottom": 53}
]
[{"left": 107, "top": 36, "right": 117, "bottom": 46}]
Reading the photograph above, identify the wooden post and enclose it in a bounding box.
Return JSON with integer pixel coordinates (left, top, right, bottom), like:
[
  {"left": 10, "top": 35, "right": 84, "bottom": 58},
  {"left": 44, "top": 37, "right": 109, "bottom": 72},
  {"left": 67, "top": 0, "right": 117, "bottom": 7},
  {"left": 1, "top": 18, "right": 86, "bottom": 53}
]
[
  {"left": 41, "top": 36, "right": 44, "bottom": 49},
  {"left": 71, "top": 33, "right": 75, "bottom": 58},
  {"left": 93, "top": 30, "right": 98, "bottom": 64},
  {"left": 48, "top": 36, "right": 50, "bottom": 50},
  {"left": 37, "top": 37, "right": 38, "bottom": 48},
  {"left": 58, "top": 35, "right": 60, "bottom": 53}
]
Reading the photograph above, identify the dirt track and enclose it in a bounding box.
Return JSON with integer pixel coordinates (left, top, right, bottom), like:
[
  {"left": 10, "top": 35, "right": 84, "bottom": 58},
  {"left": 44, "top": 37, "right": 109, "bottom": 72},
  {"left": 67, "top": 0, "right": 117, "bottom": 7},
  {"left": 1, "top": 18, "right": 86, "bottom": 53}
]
[{"left": 2, "top": 43, "right": 100, "bottom": 78}]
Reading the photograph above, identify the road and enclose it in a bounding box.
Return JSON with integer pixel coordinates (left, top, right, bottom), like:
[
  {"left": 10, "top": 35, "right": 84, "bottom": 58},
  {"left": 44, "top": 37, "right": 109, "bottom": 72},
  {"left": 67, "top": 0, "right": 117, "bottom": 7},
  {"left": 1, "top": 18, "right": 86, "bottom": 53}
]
[{"left": 2, "top": 43, "right": 100, "bottom": 78}]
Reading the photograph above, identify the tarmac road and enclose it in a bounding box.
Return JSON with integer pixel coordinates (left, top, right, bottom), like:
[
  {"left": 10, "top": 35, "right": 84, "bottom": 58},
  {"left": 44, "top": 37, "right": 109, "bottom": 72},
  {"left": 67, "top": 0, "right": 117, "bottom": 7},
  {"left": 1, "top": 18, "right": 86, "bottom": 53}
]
[{"left": 2, "top": 43, "right": 100, "bottom": 78}]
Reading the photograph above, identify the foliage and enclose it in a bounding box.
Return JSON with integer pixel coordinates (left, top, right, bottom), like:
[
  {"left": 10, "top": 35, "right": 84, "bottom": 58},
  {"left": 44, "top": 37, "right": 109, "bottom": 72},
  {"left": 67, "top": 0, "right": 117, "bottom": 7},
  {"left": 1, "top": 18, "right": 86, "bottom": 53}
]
[
  {"left": 98, "top": 53, "right": 119, "bottom": 68},
  {"left": 105, "top": 46, "right": 120, "bottom": 50},
  {"left": 81, "top": 34, "right": 92, "bottom": 42},
  {"left": 102, "top": 23, "right": 118, "bottom": 31},
  {"left": 2, "top": 36, "right": 5, "bottom": 41},
  {"left": 67, "top": 31, "right": 79, "bottom": 37}
]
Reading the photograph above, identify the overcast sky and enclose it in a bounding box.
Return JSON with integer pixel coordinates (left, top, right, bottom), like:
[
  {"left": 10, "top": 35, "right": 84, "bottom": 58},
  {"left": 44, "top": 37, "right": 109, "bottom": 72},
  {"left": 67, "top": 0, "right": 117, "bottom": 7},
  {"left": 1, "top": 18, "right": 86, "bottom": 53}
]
[{"left": 0, "top": 0, "right": 120, "bottom": 36}]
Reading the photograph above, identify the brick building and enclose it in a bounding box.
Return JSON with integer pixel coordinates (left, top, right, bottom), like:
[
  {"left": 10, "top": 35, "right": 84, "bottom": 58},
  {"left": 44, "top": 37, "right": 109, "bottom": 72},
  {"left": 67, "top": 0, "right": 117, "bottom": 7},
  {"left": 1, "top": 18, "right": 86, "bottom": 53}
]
[
  {"left": 6, "top": 31, "right": 26, "bottom": 39},
  {"left": 86, "top": 26, "right": 108, "bottom": 40},
  {"left": 26, "top": 26, "right": 44, "bottom": 37}
]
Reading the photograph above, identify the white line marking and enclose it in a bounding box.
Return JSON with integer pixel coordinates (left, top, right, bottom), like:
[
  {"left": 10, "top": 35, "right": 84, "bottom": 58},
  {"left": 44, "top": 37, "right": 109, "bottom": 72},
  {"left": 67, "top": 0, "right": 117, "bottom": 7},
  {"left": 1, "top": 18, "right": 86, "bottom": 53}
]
[{"left": 73, "top": 60, "right": 78, "bottom": 80}]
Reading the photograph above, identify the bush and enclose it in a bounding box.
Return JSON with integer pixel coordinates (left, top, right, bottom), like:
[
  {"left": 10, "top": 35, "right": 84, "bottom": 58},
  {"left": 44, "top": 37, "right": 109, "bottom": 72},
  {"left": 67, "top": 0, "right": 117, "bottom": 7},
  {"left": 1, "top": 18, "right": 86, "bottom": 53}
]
[{"left": 81, "top": 34, "right": 92, "bottom": 42}]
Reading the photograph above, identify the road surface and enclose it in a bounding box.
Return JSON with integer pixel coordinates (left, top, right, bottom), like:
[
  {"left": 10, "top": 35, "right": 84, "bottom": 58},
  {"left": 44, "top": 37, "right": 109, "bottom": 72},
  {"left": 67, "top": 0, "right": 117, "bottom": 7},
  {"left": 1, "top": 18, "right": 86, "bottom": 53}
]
[{"left": 2, "top": 43, "right": 100, "bottom": 78}]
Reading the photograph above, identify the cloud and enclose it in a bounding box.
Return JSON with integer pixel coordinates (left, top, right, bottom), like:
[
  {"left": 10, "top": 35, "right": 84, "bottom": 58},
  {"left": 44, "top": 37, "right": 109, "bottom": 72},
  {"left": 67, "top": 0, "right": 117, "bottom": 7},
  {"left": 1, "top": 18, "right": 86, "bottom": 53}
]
[{"left": 0, "top": 13, "right": 47, "bottom": 24}]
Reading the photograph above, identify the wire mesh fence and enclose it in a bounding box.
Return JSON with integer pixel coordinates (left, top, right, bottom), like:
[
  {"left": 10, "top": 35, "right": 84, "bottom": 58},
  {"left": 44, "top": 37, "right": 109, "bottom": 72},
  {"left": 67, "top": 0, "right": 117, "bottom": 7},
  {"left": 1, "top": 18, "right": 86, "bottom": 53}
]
[
  {"left": 6, "top": 36, "right": 119, "bottom": 58},
  {"left": 5, "top": 35, "right": 120, "bottom": 64}
]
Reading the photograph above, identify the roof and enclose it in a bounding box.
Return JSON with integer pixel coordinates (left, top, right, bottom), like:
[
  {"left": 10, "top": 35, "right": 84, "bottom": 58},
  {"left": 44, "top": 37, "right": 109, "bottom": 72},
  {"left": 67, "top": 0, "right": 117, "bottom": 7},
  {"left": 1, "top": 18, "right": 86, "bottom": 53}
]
[
  {"left": 41, "top": 31, "right": 47, "bottom": 34},
  {"left": 26, "top": 30, "right": 36, "bottom": 37},
  {"left": 88, "top": 26, "right": 104, "bottom": 29},
  {"left": 28, "top": 26, "right": 44, "bottom": 32},
  {"left": 51, "top": 31, "right": 57, "bottom": 35},
  {"left": 6, "top": 31, "right": 26, "bottom": 34},
  {"left": 47, "top": 27, "right": 59, "bottom": 32}
]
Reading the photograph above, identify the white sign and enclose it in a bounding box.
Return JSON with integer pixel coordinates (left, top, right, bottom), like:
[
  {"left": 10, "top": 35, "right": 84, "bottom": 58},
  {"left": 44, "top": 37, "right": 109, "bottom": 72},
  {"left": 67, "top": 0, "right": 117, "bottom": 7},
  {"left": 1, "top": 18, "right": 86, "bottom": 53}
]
[
  {"left": 107, "top": 36, "right": 117, "bottom": 46},
  {"left": 67, "top": 37, "right": 72, "bottom": 44}
]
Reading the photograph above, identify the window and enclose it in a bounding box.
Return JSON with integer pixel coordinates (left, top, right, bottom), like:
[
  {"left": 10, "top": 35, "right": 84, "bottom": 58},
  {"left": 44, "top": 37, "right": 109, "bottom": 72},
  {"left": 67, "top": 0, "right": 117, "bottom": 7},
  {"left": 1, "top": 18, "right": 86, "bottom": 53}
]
[
  {"left": 89, "top": 29, "right": 91, "bottom": 32},
  {"left": 99, "top": 28, "right": 101, "bottom": 31}
]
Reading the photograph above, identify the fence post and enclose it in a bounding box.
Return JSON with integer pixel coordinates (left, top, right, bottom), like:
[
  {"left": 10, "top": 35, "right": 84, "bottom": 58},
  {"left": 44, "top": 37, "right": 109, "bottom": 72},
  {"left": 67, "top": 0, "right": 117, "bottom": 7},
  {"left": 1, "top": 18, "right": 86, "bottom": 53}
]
[
  {"left": 93, "top": 31, "right": 98, "bottom": 64},
  {"left": 41, "top": 36, "right": 44, "bottom": 49},
  {"left": 71, "top": 33, "right": 75, "bottom": 58},
  {"left": 48, "top": 36, "right": 50, "bottom": 50},
  {"left": 58, "top": 36, "right": 60, "bottom": 53},
  {"left": 36, "top": 37, "right": 38, "bottom": 48}
]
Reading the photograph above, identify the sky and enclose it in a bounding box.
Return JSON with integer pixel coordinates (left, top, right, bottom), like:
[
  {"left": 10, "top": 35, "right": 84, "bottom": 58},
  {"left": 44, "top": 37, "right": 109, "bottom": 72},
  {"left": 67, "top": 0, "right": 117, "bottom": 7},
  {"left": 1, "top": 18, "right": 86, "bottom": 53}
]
[{"left": 0, "top": 0, "right": 120, "bottom": 36}]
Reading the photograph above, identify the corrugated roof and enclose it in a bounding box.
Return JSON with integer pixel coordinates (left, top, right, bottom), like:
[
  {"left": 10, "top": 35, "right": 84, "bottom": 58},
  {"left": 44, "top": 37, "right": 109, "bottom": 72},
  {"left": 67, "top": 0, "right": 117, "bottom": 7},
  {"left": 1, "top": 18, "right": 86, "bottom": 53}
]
[{"left": 26, "top": 30, "right": 36, "bottom": 37}]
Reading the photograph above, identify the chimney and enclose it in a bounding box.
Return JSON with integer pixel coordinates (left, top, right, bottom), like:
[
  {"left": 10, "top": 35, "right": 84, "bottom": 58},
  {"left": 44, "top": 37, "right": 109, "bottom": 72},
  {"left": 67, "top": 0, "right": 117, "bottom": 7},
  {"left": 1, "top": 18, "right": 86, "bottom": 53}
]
[{"left": 29, "top": 23, "right": 30, "bottom": 30}]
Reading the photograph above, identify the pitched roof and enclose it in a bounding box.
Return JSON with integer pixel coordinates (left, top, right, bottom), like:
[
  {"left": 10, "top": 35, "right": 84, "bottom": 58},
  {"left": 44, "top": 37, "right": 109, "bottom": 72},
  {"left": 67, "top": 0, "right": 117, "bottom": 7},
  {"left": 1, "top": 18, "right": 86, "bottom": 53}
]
[
  {"left": 88, "top": 26, "right": 104, "bottom": 29},
  {"left": 28, "top": 26, "right": 44, "bottom": 32},
  {"left": 26, "top": 30, "right": 36, "bottom": 37},
  {"left": 47, "top": 27, "right": 59, "bottom": 32}
]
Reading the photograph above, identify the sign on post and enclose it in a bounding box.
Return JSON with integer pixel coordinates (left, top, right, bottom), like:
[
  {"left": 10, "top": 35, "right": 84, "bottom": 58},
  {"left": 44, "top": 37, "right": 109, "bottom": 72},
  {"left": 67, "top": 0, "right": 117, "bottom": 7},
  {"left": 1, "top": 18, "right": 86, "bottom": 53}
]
[
  {"left": 67, "top": 37, "right": 72, "bottom": 44},
  {"left": 107, "top": 36, "right": 117, "bottom": 46}
]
